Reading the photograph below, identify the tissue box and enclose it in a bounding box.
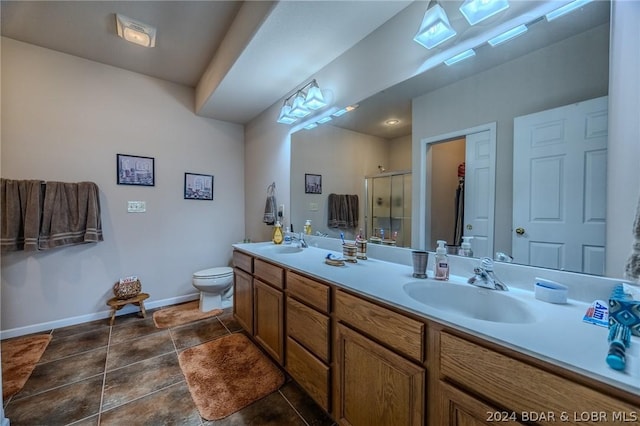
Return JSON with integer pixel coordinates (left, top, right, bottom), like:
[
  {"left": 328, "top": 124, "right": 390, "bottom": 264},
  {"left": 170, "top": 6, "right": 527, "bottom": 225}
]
[{"left": 609, "top": 284, "right": 640, "bottom": 336}]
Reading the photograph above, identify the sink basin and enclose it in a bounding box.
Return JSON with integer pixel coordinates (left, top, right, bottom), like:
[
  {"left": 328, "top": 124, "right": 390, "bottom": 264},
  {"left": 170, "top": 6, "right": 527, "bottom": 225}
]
[
  {"left": 260, "top": 244, "right": 303, "bottom": 254},
  {"left": 403, "top": 281, "right": 537, "bottom": 324}
]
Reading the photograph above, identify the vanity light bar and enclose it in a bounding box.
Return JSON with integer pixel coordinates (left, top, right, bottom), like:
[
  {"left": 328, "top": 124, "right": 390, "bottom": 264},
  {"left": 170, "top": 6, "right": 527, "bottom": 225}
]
[
  {"left": 488, "top": 24, "right": 528, "bottom": 47},
  {"left": 460, "top": 0, "right": 510, "bottom": 26},
  {"left": 444, "top": 49, "right": 476, "bottom": 66},
  {"left": 545, "top": 0, "right": 592, "bottom": 22}
]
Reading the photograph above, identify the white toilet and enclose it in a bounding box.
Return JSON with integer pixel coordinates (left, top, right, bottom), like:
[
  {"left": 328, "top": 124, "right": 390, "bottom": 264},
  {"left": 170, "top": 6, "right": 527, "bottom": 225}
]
[{"left": 192, "top": 266, "right": 234, "bottom": 311}]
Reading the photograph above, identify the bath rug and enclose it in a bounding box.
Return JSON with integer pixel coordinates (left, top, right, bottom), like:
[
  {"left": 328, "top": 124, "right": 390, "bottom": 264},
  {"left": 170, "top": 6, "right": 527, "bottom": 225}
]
[
  {"left": 178, "top": 333, "right": 284, "bottom": 420},
  {"left": 153, "top": 301, "right": 223, "bottom": 329},
  {"left": 1, "top": 334, "right": 52, "bottom": 399}
]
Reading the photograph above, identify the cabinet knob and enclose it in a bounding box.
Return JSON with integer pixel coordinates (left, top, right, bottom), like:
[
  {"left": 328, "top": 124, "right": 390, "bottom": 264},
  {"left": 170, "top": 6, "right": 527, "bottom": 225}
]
[
  {"left": 466, "top": 224, "right": 473, "bottom": 230},
  {"left": 515, "top": 227, "right": 525, "bottom": 235}
]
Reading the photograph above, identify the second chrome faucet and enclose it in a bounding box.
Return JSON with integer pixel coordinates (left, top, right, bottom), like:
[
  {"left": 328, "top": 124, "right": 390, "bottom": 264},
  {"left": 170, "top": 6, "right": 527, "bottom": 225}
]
[{"left": 468, "top": 257, "right": 509, "bottom": 291}]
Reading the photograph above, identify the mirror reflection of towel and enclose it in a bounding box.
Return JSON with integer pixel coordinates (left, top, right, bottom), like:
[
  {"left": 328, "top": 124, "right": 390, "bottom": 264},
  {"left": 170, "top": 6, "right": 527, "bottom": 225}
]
[
  {"left": 263, "top": 195, "right": 277, "bottom": 225},
  {"left": 625, "top": 195, "right": 640, "bottom": 282},
  {"left": 328, "top": 194, "right": 358, "bottom": 228}
]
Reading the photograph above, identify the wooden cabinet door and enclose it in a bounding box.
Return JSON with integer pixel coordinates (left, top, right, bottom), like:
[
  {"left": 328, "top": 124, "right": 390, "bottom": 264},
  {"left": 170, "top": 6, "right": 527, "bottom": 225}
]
[
  {"left": 334, "top": 323, "right": 424, "bottom": 426},
  {"left": 439, "top": 382, "right": 524, "bottom": 426},
  {"left": 254, "top": 279, "right": 284, "bottom": 364},
  {"left": 233, "top": 268, "right": 253, "bottom": 334}
]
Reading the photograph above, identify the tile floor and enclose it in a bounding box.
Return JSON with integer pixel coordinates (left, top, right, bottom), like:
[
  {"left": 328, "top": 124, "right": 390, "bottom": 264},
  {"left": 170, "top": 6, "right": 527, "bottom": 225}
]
[{"left": 2, "top": 303, "right": 336, "bottom": 426}]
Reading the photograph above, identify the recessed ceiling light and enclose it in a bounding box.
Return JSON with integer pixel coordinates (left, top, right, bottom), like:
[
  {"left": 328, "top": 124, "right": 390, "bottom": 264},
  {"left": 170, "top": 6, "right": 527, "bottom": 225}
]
[
  {"left": 116, "top": 14, "right": 156, "bottom": 48},
  {"left": 385, "top": 119, "right": 400, "bottom": 126}
]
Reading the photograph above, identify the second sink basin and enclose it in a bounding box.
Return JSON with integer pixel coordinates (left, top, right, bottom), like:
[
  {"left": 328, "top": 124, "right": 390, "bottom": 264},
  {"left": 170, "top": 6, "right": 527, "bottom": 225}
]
[
  {"left": 260, "top": 244, "right": 303, "bottom": 254},
  {"left": 403, "top": 281, "right": 538, "bottom": 324}
]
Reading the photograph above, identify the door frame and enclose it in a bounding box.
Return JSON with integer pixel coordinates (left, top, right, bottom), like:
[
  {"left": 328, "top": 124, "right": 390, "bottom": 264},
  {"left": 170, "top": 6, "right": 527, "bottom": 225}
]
[{"left": 416, "top": 122, "right": 496, "bottom": 254}]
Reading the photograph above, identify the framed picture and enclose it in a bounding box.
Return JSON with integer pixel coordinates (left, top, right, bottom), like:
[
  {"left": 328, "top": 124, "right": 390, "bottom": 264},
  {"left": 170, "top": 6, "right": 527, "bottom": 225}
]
[
  {"left": 305, "top": 173, "right": 322, "bottom": 194},
  {"left": 184, "top": 172, "right": 214, "bottom": 200},
  {"left": 117, "top": 154, "right": 155, "bottom": 186}
]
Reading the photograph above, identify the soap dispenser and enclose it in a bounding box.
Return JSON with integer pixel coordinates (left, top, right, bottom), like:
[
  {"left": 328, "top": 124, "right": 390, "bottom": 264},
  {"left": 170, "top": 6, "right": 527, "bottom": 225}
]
[
  {"left": 458, "top": 236, "right": 474, "bottom": 257},
  {"left": 304, "top": 220, "right": 312, "bottom": 235},
  {"left": 272, "top": 221, "right": 284, "bottom": 245},
  {"left": 435, "top": 240, "right": 449, "bottom": 281}
]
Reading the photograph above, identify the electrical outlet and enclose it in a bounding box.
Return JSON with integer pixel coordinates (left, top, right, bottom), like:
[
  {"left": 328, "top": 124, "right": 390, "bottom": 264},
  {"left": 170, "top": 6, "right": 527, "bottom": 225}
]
[
  {"left": 127, "top": 201, "right": 146, "bottom": 213},
  {"left": 309, "top": 202, "right": 318, "bottom": 211}
]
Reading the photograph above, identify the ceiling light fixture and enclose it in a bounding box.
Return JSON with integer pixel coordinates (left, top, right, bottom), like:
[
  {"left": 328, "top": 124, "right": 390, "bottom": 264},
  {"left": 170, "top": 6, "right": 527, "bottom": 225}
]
[
  {"left": 460, "top": 0, "right": 510, "bottom": 26},
  {"left": 444, "top": 49, "right": 476, "bottom": 66},
  {"left": 413, "top": 3, "right": 457, "bottom": 50},
  {"left": 545, "top": 0, "right": 592, "bottom": 22},
  {"left": 488, "top": 24, "right": 528, "bottom": 46},
  {"left": 276, "top": 79, "right": 328, "bottom": 125},
  {"left": 115, "top": 14, "right": 156, "bottom": 48},
  {"left": 333, "top": 104, "right": 359, "bottom": 117},
  {"left": 385, "top": 119, "right": 400, "bottom": 126}
]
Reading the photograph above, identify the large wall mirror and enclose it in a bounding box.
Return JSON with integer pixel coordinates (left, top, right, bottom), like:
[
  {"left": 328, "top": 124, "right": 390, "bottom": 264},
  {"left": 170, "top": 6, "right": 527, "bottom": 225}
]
[{"left": 291, "top": 0, "right": 610, "bottom": 275}]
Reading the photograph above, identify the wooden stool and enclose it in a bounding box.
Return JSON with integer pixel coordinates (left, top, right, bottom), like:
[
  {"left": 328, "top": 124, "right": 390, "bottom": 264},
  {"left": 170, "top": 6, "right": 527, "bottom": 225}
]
[{"left": 107, "top": 293, "right": 150, "bottom": 326}]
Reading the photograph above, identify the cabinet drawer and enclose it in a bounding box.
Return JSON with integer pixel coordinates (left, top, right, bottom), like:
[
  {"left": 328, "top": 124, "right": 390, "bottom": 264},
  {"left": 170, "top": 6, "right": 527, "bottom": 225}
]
[
  {"left": 440, "top": 332, "right": 639, "bottom": 425},
  {"left": 233, "top": 250, "right": 253, "bottom": 273},
  {"left": 286, "top": 337, "right": 330, "bottom": 412},
  {"left": 254, "top": 258, "right": 284, "bottom": 289},
  {"left": 287, "top": 297, "right": 330, "bottom": 362},
  {"left": 286, "top": 271, "right": 330, "bottom": 313},
  {"left": 336, "top": 290, "right": 425, "bottom": 362}
]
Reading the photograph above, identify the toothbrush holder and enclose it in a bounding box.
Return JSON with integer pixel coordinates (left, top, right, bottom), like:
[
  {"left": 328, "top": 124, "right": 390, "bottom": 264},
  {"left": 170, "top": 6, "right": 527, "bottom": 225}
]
[{"left": 412, "top": 251, "right": 428, "bottom": 279}]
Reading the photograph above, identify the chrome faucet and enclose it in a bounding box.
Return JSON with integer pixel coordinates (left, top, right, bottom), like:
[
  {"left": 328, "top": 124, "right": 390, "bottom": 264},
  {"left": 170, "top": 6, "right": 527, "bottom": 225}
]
[
  {"left": 468, "top": 257, "right": 508, "bottom": 291},
  {"left": 291, "top": 232, "right": 308, "bottom": 248}
]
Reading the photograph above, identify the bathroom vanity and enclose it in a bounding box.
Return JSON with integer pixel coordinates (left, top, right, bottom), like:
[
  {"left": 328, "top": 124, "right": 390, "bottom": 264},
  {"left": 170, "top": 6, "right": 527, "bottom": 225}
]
[{"left": 232, "top": 241, "right": 640, "bottom": 425}]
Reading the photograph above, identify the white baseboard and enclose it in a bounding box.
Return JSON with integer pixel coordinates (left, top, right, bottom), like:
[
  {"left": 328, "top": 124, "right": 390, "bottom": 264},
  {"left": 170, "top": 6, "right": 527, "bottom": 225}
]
[{"left": 0, "top": 293, "right": 199, "bottom": 340}]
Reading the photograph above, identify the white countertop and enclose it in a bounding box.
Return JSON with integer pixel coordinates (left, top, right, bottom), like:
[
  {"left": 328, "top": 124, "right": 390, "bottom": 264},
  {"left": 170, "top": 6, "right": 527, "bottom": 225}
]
[{"left": 233, "top": 241, "right": 640, "bottom": 396}]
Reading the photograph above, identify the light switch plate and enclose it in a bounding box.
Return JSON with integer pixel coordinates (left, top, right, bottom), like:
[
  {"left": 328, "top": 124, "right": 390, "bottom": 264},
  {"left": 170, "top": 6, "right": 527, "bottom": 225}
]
[
  {"left": 127, "top": 201, "right": 146, "bottom": 213},
  {"left": 309, "top": 202, "right": 318, "bottom": 211}
]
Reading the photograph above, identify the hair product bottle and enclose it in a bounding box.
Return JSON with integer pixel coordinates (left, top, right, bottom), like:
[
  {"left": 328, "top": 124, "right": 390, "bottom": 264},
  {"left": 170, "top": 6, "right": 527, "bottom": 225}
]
[{"left": 272, "top": 221, "right": 284, "bottom": 245}]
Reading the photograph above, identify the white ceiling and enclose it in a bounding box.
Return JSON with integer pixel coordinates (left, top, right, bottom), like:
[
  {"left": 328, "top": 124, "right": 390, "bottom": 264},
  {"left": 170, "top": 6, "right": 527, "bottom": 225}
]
[
  {"left": 1, "top": 1, "right": 610, "bottom": 135},
  {"left": 0, "top": 0, "right": 412, "bottom": 124}
]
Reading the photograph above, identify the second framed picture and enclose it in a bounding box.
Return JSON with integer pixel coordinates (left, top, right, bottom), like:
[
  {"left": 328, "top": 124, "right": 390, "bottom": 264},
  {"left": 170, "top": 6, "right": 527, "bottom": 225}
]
[{"left": 184, "top": 173, "right": 214, "bottom": 200}]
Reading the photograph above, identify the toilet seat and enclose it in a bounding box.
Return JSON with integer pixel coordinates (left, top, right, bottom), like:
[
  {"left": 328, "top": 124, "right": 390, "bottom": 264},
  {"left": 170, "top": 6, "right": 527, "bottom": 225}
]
[{"left": 193, "top": 266, "right": 233, "bottom": 279}]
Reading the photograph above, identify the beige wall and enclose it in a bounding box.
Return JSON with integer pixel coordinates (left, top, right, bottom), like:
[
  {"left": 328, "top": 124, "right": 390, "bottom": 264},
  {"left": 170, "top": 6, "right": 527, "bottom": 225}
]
[
  {"left": 430, "top": 138, "right": 465, "bottom": 250},
  {"left": 1, "top": 38, "right": 245, "bottom": 335},
  {"left": 388, "top": 134, "right": 412, "bottom": 171}
]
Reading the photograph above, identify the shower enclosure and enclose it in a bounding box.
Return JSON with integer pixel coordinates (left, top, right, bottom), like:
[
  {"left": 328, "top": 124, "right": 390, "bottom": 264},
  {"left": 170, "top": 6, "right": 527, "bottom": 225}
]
[{"left": 365, "top": 171, "right": 412, "bottom": 247}]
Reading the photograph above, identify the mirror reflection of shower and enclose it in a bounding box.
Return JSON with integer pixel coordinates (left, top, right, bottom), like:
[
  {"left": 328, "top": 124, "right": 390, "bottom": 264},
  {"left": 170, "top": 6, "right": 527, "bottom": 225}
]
[{"left": 365, "top": 170, "right": 412, "bottom": 248}]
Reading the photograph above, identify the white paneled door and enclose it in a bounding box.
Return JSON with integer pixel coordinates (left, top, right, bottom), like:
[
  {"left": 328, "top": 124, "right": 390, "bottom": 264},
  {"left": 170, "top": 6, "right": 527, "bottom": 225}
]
[
  {"left": 513, "top": 96, "right": 608, "bottom": 274},
  {"left": 464, "top": 130, "right": 494, "bottom": 259}
]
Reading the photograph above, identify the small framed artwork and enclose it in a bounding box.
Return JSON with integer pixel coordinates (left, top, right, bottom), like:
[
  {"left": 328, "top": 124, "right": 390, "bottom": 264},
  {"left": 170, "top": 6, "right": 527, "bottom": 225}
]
[
  {"left": 184, "top": 172, "right": 214, "bottom": 200},
  {"left": 117, "top": 154, "right": 155, "bottom": 186},
  {"left": 305, "top": 173, "right": 322, "bottom": 194}
]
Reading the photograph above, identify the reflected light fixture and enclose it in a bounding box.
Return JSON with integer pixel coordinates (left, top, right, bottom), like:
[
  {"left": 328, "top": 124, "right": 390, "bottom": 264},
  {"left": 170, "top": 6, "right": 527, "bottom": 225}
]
[
  {"left": 333, "top": 104, "right": 359, "bottom": 117},
  {"left": 116, "top": 14, "right": 156, "bottom": 47},
  {"left": 276, "top": 79, "right": 328, "bottom": 125},
  {"left": 460, "top": 0, "right": 509, "bottom": 26},
  {"left": 488, "top": 24, "right": 527, "bottom": 46},
  {"left": 413, "top": 3, "right": 457, "bottom": 50},
  {"left": 546, "top": 0, "right": 592, "bottom": 22},
  {"left": 444, "top": 49, "right": 476, "bottom": 66}
]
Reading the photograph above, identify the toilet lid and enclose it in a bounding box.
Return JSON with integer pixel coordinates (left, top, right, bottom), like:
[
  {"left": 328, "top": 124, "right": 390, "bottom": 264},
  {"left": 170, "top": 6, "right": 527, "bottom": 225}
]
[{"left": 193, "top": 266, "right": 233, "bottom": 279}]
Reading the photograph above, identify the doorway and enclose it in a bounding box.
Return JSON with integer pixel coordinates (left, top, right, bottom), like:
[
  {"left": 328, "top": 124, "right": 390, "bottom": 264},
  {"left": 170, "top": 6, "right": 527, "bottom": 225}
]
[{"left": 416, "top": 123, "right": 496, "bottom": 257}]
